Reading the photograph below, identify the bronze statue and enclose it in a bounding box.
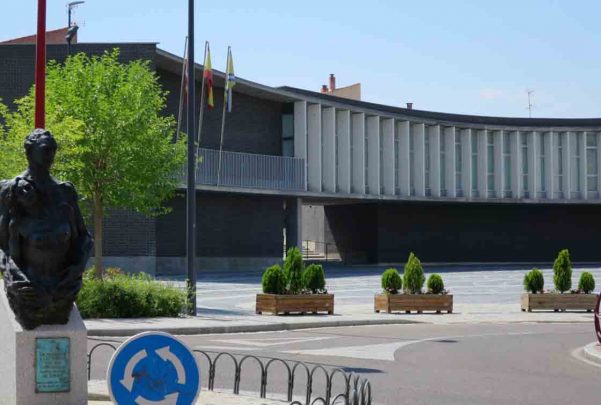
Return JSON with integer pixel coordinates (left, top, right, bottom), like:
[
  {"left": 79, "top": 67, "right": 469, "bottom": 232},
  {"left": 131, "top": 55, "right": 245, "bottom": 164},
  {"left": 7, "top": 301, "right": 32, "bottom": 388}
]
[{"left": 0, "top": 129, "right": 93, "bottom": 329}]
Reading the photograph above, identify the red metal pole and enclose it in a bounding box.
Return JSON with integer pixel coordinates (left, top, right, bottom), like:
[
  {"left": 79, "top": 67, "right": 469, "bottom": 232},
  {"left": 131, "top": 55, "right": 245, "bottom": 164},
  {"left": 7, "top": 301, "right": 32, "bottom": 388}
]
[{"left": 35, "top": 0, "right": 46, "bottom": 128}]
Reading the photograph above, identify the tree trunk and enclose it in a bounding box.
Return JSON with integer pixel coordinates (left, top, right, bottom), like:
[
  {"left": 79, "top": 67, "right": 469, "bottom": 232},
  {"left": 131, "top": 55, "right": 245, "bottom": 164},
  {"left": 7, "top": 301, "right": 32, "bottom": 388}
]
[{"left": 94, "top": 195, "right": 104, "bottom": 279}]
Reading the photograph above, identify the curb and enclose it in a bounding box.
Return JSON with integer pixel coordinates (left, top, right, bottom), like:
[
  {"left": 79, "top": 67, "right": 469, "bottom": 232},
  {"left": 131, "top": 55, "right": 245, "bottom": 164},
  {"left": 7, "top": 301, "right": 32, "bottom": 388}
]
[
  {"left": 86, "top": 318, "right": 422, "bottom": 337},
  {"left": 583, "top": 342, "right": 601, "bottom": 365}
]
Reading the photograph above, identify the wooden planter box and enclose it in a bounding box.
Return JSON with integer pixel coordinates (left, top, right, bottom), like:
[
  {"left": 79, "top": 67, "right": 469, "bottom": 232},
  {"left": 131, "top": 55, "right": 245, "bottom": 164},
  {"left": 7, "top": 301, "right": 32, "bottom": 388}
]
[
  {"left": 521, "top": 293, "right": 597, "bottom": 312},
  {"left": 256, "top": 294, "right": 334, "bottom": 315},
  {"left": 374, "top": 293, "right": 453, "bottom": 314}
]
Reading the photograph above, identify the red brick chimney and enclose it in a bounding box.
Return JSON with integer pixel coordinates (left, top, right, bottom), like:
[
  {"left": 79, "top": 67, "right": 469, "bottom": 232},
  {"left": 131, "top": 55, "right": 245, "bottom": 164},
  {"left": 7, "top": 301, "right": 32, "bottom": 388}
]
[
  {"left": 406, "top": 102, "right": 413, "bottom": 110},
  {"left": 321, "top": 84, "right": 329, "bottom": 93},
  {"left": 329, "top": 74, "right": 336, "bottom": 92}
]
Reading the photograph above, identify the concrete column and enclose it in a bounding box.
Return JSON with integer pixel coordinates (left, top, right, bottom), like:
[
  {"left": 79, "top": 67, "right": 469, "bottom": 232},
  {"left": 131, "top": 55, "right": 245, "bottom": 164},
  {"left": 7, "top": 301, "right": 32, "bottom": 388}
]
[
  {"left": 381, "top": 118, "right": 395, "bottom": 195},
  {"left": 293, "top": 101, "right": 307, "bottom": 190},
  {"left": 510, "top": 131, "right": 521, "bottom": 198},
  {"left": 322, "top": 107, "right": 336, "bottom": 193},
  {"left": 307, "top": 104, "right": 322, "bottom": 192},
  {"left": 580, "top": 131, "right": 587, "bottom": 200},
  {"left": 461, "top": 128, "right": 472, "bottom": 199},
  {"left": 336, "top": 109, "right": 351, "bottom": 194},
  {"left": 477, "top": 129, "right": 487, "bottom": 198},
  {"left": 285, "top": 198, "right": 302, "bottom": 251},
  {"left": 545, "top": 131, "right": 555, "bottom": 199},
  {"left": 528, "top": 131, "right": 538, "bottom": 198},
  {"left": 351, "top": 112, "right": 365, "bottom": 194},
  {"left": 367, "top": 116, "right": 381, "bottom": 195},
  {"left": 444, "top": 126, "right": 456, "bottom": 198},
  {"left": 429, "top": 125, "right": 441, "bottom": 197},
  {"left": 494, "top": 130, "right": 504, "bottom": 199},
  {"left": 414, "top": 123, "right": 426, "bottom": 197},
  {"left": 398, "top": 121, "right": 410, "bottom": 197}
]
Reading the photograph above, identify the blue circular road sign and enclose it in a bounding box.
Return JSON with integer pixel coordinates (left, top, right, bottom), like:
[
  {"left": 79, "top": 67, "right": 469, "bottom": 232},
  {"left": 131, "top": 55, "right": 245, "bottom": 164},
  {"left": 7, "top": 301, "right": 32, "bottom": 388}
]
[{"left": 107, "top": 332, "right": 200, "bottom": 405}]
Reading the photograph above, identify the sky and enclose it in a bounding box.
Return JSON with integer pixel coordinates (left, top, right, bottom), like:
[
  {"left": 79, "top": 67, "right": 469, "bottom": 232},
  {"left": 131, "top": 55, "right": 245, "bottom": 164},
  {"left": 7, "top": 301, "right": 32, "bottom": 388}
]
[{"left": 2, "top": 0, "right": 601, "bottom": 118}]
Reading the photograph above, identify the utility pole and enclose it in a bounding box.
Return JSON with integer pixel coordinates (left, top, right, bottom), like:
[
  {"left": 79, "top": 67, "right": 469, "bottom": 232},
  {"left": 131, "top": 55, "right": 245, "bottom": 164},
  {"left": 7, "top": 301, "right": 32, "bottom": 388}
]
[
  {"left": 35, "top": 0, "right": 46, "bottom": 128},
  {"left": 527, "top": 90, "right": 534, "bottom": 118},
  {"left": 186, "top": 0, "right": 197, "bottom": 315}
]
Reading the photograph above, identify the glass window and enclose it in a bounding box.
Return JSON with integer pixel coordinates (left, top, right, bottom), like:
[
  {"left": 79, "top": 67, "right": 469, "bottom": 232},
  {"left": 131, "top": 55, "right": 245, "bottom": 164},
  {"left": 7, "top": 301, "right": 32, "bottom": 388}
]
[
  {"left": 455, "top": 134, "right": 462, "bottom": 195},
  {"left": 440, "top": 130, "right": 446, "bottom": 195},
  {"left": 364, "top": 119, "right": 369, "bottom": 193},
  {"left": 539, "top": 134, "right": 546, "bottom": 194},
  {"left": 409, "top": 127, "right": 415, "bottom": 195},
  {"left": 555, "top": 134, "right": 563, "bottom": 198},
  {"left": 522, "top": 133, "right": 529, "bottom": 195},
  {"left": 503, "top": 132, "right": 511, "bottom": 196},
  {"left": 587, "top": 132, "right": 598, "bottom": 193},
  {"left": 571, "top": 133, "right": 580, "bottom": 194},
  {"left": 487, "top": 132, "right": 494, "bottom": 195},
  {"left": 425, "top": 131, "right": 430, "bottom": 195},
  {"left": 394, "top": 132, "right": 400, "bottom": 194},
  {"left": 281, "top": 114, "right": 294, "bottom": 157},
  {"left": 471, "top": 132, "right": 478, "bottom": 196},
  {"left": 380, "top": 125, "right": 384, "bottom": 194}
]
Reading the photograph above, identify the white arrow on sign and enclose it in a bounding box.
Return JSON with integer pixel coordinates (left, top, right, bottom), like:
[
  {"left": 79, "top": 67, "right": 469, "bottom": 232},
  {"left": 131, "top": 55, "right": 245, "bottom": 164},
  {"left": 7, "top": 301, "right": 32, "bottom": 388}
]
[
  {"left": 156, "top": 346, "right": 186, "bottom": 385},
  {"left": 121, "top": 349, "right": 148, "bottom": 391},
  {"left": 135, "top": 392, "right": 179, "bottom": 405}
]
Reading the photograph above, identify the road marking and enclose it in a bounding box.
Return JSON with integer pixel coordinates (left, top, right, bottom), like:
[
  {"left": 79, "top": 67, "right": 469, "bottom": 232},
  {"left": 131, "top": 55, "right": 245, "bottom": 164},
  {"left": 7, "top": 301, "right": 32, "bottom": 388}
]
[
  {"left": 156, "top": 346, "right": 186, "bottom": 385},
  {"left": 135, "top": 392, "right": 179, "bottom": 405},
  {"left": 121, "top": 349, "right": 148, "bottom": 391}
]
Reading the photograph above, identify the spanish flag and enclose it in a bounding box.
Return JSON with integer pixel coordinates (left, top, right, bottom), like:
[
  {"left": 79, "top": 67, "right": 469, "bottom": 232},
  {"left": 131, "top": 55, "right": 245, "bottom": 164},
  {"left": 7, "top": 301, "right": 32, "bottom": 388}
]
[
  {"left": 224, "top": 47, "right": 236, "bottom": 112},
  {"left": 203, "top": 44, "right": 214, "bottom": 109}
]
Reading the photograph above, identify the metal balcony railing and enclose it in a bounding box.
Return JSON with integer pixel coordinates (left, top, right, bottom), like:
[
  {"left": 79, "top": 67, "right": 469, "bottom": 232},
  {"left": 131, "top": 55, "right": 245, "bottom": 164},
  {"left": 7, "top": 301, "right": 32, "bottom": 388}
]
[{"left": 194, "top": 148, "right": 306, "bottom": 192}]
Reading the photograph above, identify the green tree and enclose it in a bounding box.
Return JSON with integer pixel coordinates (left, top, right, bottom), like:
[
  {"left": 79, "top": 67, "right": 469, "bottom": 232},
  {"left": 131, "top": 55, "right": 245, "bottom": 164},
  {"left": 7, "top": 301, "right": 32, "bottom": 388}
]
[
  {"left": 553, "top": 249, "right": 572, "bottom": 293},
  {"left": 0, "top": 50, "right": 186, "bottom": 278}
]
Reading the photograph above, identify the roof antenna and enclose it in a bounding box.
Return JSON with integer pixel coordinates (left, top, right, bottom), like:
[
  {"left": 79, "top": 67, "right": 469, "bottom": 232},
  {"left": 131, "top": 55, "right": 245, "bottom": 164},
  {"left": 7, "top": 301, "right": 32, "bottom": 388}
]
[{"left": 526, "top": 89, "right": 534, "bottom": 118}]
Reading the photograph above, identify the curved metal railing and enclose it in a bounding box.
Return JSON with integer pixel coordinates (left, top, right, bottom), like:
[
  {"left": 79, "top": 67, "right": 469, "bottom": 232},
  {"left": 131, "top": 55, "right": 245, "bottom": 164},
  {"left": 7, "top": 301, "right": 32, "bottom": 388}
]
[{"left": 87, "top": 343, "right": 372, "bottom": 405}]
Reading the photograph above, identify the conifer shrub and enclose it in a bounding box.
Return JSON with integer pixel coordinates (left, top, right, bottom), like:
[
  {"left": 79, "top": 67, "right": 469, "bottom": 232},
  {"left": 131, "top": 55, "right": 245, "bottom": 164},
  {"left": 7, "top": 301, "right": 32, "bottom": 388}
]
[
  {"left": 284, "top": 247, "right": 304, "bottom": 294},
  {"left": 403, "top": 252, "right": 425, "bottom": 294},
  {"left": 427, "top": 274, "right": 445, "bottom": 294},
  {"left": 523, "top": 268, "right": 544, "bottom": 293},
  {"left": 302, "top": 264, "right": 326, "bottom": 294},
  {"left": 262, "top": 264, "right": 286, "bottom": 294},
  {"left": 553, "top": 249, "right": 572, "bottom": 293},
  {"left": 77, "top": 269, "right": 187, "bottom": 319},
  {"left": 578, "top": 272, "right": 595, "bottom": 294},
  {"left": 381, "top": 268, "right": 403, "bottom": 294}
]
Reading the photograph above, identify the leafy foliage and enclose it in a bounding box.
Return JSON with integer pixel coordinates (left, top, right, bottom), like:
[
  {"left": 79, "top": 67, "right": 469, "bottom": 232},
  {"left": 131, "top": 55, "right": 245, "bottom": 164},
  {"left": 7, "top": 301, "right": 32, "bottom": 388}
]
[
  {"left": 262, "top": 264, "right": 286, "bottom": 294},
  {"left": 403, "top": 252, "right": 425, "bottom": 294},
  {"left": 427, "top": 274, "right": 445, "bottom": 294},
  {"left": 553, "top": 249, "right": 572, "bottom": 293},
  {"left": 0, "top": 50, "right": 186, "bottom": 277},
  {"left": 283, "top": 247, "right": 304, "bottom": 294},
  {"left": 578, "top": 272, "right": 595, "bottom": 294},
  {"left": 381, "top": 268, "right": 402, "bottom": 294},
  {"left": 77, "top": 269, "right": 187, "bottom": 318},
  {"left": 302, "top": 264, "right": 326, "bottom": 294},
  {"left": 523, "top": 268, "right": 544, "bottom": 293}
]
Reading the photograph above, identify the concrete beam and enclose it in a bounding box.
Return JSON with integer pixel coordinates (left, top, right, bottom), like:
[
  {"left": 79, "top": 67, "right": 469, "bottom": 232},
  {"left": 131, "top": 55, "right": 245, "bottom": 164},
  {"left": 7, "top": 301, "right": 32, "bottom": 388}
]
[
  {"left": 382, "top": 118, "right": 395, "bottom": 195},
  {"left": 307, "top": 104, "right": 322, "bottom": 192},
  {"left": 336, "top": 109, "right": 351, "bottom": 194},
  {"left": 398, "top": 121, "right": 411, "bottom": 197},
  {"left": 351, "top": 112, "right": 366, "bottom": 195},
  {"left": 367, "top": 116, "right": 381, "bottom": 195}
]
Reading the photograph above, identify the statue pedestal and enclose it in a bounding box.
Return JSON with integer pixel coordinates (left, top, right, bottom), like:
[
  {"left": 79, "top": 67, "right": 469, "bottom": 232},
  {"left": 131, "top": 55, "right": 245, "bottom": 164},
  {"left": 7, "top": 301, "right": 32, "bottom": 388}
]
[{"left": 0, "top": 281, "right": 88, "bottom": 405}]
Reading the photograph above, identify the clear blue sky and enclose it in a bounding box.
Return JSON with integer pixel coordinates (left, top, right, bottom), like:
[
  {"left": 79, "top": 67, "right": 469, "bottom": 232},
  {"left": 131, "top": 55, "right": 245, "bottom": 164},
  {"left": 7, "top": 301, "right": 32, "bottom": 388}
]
[{"left": 2, "top": 0, "right": 600, "bottom": 118}]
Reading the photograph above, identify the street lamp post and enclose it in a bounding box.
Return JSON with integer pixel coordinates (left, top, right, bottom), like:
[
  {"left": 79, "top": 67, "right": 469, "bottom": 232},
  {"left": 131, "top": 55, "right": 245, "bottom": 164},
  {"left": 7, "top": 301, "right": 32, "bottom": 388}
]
[
  {"left": 66, "top": 1, "right": 84, "bottom": 56},
  {"left": 186, "top": 0, "right": 197, "bottom": 315}
]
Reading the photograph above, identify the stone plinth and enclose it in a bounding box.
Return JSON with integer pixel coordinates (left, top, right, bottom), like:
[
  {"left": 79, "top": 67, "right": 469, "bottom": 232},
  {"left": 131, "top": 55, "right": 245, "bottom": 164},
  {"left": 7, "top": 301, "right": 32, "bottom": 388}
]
[{"left": 0, "top": 281, "right": 88, "bottom": 405}]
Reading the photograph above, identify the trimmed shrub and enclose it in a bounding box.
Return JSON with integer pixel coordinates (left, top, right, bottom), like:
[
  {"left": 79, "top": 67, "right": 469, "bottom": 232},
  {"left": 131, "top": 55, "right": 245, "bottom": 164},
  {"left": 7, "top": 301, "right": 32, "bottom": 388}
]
[
  {"left": 77, "top": 269, "right": 187, "bottom": 319},
  {"left": 403, "top": 252, "right": 425, "bottom": 294},
  {"left": 284, "top": 247, "right": 304, "bottom": 294},
  {"left": 523, "top": 268, "right": 544, "bottom": 293},
  {"left": 381, "top": 268, "right": 403, "bottom": 294},
  {"left": 553, "top": 249, "right": 572, "bottom": 293},
  {"left": 427, "top": 274, "right": 445, "bottom": 294},
  {"left": 262, "top": 264, "right": 286, "bottom": 294},
  {"left": 303, "top": 264, "right": 326, "bottom": 294},
  {"left": 579, "top": 272, "right": 595, "bottom": 294}
]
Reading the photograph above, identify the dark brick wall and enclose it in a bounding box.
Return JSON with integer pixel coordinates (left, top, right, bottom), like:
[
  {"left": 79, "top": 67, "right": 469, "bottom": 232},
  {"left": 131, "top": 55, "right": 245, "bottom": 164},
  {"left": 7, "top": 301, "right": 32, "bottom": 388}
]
[
  {"left": 326, "top": 202, "right": 601, "bottom": 263},
  {"left": 158, "top": 69, "right": 284, "bottom": 156},
  {"left": 0, "top": 43, "right": 157, "bottom": 110},
  {"left": 156, "top": 191, "right": 284, "bottom": 258},
  {"left": 95, "top": 209, "right": 157, "bottom": 256}
]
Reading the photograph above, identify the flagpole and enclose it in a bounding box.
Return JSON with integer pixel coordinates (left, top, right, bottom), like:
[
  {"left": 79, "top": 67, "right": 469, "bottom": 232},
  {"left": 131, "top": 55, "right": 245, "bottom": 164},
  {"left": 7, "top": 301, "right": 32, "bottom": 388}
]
[
  {"left": 216, "top": 46, "right": 231, "bottom": 186},
  {"left": 35, "top": 0, "right": 47, "bottom": 128},
  {"left": 175, "top": 36, "right": 188, "bottom": 143},
  {"left": 195, "top": 41, "right": 209, "bottom": 168}
]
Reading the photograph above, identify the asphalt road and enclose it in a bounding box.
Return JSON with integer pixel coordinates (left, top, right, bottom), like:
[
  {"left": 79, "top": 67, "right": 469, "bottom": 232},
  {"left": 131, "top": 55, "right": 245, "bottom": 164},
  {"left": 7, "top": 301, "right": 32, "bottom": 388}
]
[{"left": 89, "top": 322, "right": 601, "bottom": 405}]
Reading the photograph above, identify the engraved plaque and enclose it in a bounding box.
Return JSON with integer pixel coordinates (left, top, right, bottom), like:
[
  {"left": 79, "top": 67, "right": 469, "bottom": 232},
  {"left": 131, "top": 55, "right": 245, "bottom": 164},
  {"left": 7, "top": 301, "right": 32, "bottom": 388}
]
[{"left": 35, "top": 337, "right": 70, "bottom": 393}]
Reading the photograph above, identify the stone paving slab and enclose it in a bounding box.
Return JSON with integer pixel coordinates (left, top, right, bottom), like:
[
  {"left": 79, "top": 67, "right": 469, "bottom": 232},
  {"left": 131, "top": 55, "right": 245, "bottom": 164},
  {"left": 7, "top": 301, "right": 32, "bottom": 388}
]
[{"left": 88, "top": 380, "right": 287, "bottom": 404}]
